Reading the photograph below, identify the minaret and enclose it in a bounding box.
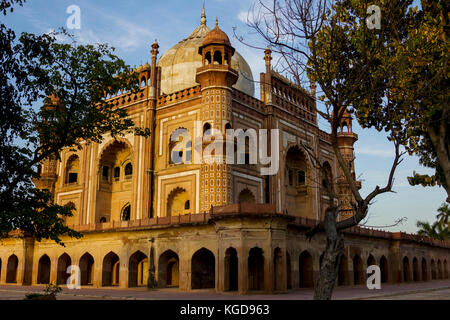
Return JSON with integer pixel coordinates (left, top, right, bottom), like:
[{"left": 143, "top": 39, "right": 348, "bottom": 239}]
[
  {"left": 335, "top": 109, "right": 360, "bottom": 220},
  {"left": 33, "top": 94, "right": 59, "bottom": 195},
  {"left": 195, "top": 19, "right": 238, "bottom": 211}
]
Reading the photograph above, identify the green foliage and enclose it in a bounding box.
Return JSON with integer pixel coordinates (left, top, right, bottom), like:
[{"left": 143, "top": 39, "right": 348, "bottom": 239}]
[
  {"left": 0, "top": 0, "right": 149, "bottom": 245},
  {"left": 24, "top": 284, "right": 62, "bottom": 300},
  {"left": 309, "top": 0, "right": 449, "bottom": 201},
  {"left": 416, "top": 203, "right": 449, "bottom": 240}
]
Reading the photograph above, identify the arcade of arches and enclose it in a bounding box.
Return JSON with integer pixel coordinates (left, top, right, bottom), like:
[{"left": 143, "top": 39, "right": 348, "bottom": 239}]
[{"left": 1, "top": 220, "right": 448, "bottom": 293}]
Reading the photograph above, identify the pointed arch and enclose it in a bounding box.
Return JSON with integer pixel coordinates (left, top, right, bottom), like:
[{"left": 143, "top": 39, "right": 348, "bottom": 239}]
[
  {"left": 6, "top": 254, "right": 18, "bottom": 283},
  {"left": 79, "top": 252, "right": 95, "bottom": 286},
  {"left": 158, "top": 249, "right": 179, "bottom": 288},
  {"left": 129, "top": 250, "right": 148, "bottom": 287},
  {"left": 299, "top": 250, "right": 314, "bottom": 288},
  {"left": 191, "top": 248, "right": 215, "bottom": 289},
  {"left": 102, "top": 251, "right": 120, "bottom": 286},
  {"left": 248, "top": 247, "right": 264, "bottom": 291},
  {"left": 238, "top": 188, "right": 256, "bottom": 204},
  {"left": 57, "top": 253, "right": 72, "bottom": 285},
  {"left": 37, "top": 254, "right": 51, "bottom": 284},
  {"left": 224, "top": 247, "right": 238, "bottom": 292}
]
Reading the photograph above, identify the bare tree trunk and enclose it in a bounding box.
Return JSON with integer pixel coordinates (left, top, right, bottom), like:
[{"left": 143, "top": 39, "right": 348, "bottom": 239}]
[{"left": 313, "top": 208, "right": 344, "bottom": 300}]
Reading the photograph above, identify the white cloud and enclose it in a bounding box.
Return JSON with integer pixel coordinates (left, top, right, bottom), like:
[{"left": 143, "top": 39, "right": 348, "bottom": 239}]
[{"left": 237, "top": 9, "right": 256, "bottom": 24}]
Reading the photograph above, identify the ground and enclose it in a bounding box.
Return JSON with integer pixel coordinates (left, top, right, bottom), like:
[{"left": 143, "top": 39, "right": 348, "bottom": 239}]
[{"left": 0, "top": 280, "right": 449, "bottom": 300}]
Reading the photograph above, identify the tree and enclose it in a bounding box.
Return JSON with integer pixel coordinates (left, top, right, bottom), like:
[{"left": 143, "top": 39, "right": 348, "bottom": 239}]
[
  {"left": 0, "top": 0, "right": 147, "bottom": 245},
  {"left": 436, "top": 203, "right": 450, "bottom": 228},
  {"left": 244, "top": 0, "right": 417, "bottom": 299},
  {"left": 381, "top": 0, "right": 449, "bottom": 203}
]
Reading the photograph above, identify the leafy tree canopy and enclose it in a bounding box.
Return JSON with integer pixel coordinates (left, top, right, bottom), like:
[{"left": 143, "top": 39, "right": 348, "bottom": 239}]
[{"left": 0, "top": 0, "right": 148, "bottom": 245}]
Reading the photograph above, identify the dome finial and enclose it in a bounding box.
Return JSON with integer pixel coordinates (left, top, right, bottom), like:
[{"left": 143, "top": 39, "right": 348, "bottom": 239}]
[
  {"left": 215, "top": 17, "right": 218, "bottom": 27},
  {"left": 200, "top": 3, "right": 206, "bottom": 26}
]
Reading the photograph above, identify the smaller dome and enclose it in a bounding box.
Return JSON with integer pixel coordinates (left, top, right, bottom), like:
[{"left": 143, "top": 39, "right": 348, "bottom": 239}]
[{"left": 201, "top": 19, "right": 231, "bottom": 47}]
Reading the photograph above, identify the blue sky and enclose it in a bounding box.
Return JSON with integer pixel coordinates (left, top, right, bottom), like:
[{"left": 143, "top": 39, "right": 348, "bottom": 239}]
[{"left": 3, "top": 0, "right": 446, "bottom": 233}]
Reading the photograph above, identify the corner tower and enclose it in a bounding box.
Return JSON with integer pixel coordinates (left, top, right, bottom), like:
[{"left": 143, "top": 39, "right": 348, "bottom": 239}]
[
  {"left": 335, "top": 109, "right": 360, "bottom": 220},
  {"left": 195, "top": 19, "right": 238, "bottom": 212}
]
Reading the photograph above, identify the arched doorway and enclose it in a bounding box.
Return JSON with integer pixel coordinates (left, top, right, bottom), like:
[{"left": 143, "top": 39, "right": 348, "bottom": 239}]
[
  {"left": 57, "top": 253, "right": 71, "bottom": 285},
  {"left": 413, "top": 257, "right": 420, "bottom": 282},
  {"left": 224, "top": 247, "right": 238, "bottom": 292},
  {"left": 191, "top": 248, "right": 215, "bottom": 289},
  {"left": 338, "top": 255, "right": 349, "bottom": 286},
  {"left": 37, "top": 255, "right": 51, "bottom": 284},
  {"left": 158, "top": 250, "right": 179, "bottom": 288},
  {"left": 353, "top": 254, "right": 364, "bottom": 285},
  {"left": 79, "top": 253, "right": 94, "bottom": 286},
  {"left": 431, "top": 259, "right": 437, "bottom": 280},
  {"left": 6, "top": 254, "right": 18, "bottom": 283},
  {"left": 437, "top": 260, "right": 443, "bottom": 279},
  {"left": 238, "top": 189, "right": 256, "bottom": 204},
  {"left": 129, "top": 251, "right": 148, "bottom": 287},
  {"left": 102, "top": 252, "right": 120, "bottom": 286},
  {"left": 380, "top": 256, "right": 388, "bottom": 283},
  {"left": 285, "top": 146, "right": 308, "bottom": 216},
  {"left": 286, "top": 252, "right": 292, "bottom": 290},
  {"left": 403, "top": 257, "right": 411, "bottom": 282},
  {"left": 299, "top": 250, "right": 314, "bottom": 288},
  {"left": 248, "top": 247, "right": 264, "bottom": 291},
  {"left": 421, "top": 258, "right": 428, "bottom": 281},
  {"left": 444, "top": 260, "right": 449, "bottom": 279},
  {"left": 273, "top": 248, "right": 283, "bottom": 291}
]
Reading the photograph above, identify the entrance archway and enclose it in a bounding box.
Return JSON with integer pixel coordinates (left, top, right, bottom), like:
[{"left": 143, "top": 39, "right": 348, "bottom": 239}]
[
  {"left": 191, "top": 248, "right": 215, "bottom": 289},
  {"left": 79, "top": 253, "right": 94, "bottom": 285},
  {"left": 413, "top": 257, "right": 420, "bottom": 282},
  {"left": 129, "top": 251, "right": 148, "bottom": 287},
  {"left": 158, "top": 250, "right": 179, "bottom": 287},
  {"left": 37, "top": 255, "right": 51, "bottom": 284},
  {"left": 102, "top": 252, "right": 120, "bottom": 286},
  {"left": 380, "top": 256, "right": 388, "bottom": 283},
  {"left": 299, "top": 250, "right": 314, "bottom": 288},
  {"left": 224, "top": 247, "right": 238, "bottom": 291},
  {"left": 57, "top": 253, "right": 71, "bottom": 285},
  {"left": 403, "top": 257, "right": 411, "bottom": 282},
  {"left": 248, "top": 247, "right": 264, "bottom": 291},
  {"left": 353, "top": 254, "right": 364, "bottom": 285},
  {"left": 6, "top": 254, "right": 18, "bottom": 283}
]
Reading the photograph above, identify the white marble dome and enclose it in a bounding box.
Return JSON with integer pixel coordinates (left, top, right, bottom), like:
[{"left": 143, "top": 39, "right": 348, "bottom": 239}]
[{"left": 157, "top": 11, "right": 255, "bottom": 97}]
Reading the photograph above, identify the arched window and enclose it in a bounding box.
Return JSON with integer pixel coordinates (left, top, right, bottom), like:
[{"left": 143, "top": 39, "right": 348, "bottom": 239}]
[
  {"left": 65, "top": 154, "right": 80, "bottom": 184},
  {"left": 167, "top": 187, "right": 190, "bottom": 216},
  {"left": 213, "top": 50, "right": 222, "bottom": 65},
  {"left": 205, "top": 51, "right": 212, "bottom": 65},
  {"left": 286, "top": 146, "right": 307, "bottom": 187},
  {"left": 238, "top": 188, "right": 256, "bottom": 204},
  {"left": 99, "top": 217, "right": 107, "bottom": 223},
  {"left": 140, "top": 77, "right": 146, "bottom": 87},
  {"left": 124, "top": 162, "right": 133, "bottom": 178},
  {"left": 114, "top": 166, "right": 120, "bottom": 181},
  {"left": 121, "top": 204, "right": 131, "bottom": 221}
]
